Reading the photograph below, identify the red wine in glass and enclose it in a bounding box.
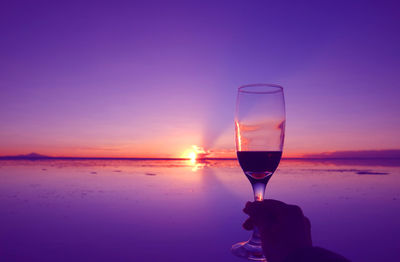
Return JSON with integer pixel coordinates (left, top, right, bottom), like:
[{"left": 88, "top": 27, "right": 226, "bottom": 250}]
[{"left": 237, "top": 151, "right": 282, "bottom": 181}]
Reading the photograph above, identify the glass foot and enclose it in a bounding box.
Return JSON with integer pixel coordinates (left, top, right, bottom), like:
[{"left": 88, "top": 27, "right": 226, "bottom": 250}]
[{"left": 231, "top": 240, "right": 266, "bottom": 261}]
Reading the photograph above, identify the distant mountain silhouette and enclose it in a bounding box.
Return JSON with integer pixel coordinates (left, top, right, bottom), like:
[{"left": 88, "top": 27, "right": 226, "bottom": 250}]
[
  {"left": 302, "top": 150, "right": 400, "bottom": 159},
  {"left": 0, "top": 152, "right": 51, "bottom": 159}
]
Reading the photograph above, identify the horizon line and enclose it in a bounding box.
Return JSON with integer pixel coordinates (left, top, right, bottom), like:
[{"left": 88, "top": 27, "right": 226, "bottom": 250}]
[{"left": 1, "top": 156, "right": 400, "bottom": 161}]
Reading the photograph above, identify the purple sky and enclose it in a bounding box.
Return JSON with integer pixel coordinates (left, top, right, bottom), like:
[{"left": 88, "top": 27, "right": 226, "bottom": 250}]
[{"left": 1, "top": 0, "right": 399, "bottom": 157}]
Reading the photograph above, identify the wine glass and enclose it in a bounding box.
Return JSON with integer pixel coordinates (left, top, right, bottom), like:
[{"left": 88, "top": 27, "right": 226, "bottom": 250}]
[{"left": 232, "top": 84, "right": 285, "bottom": 261}]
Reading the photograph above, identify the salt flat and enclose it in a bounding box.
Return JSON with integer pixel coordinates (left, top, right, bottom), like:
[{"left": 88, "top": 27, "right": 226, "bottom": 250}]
[{"left": 0, "top": 159, "right": 399, "bottom": 262}]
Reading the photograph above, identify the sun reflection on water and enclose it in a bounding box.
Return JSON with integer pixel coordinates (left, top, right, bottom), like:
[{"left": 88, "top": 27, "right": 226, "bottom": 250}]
[{"left": 190, "top": 160, "right": 206, "bottom": 172}]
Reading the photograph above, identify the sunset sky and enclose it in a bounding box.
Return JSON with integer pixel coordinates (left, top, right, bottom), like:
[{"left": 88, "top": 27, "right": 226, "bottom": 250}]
[{"left": 1, "top": 1, "right": 399, "bottom": 158}]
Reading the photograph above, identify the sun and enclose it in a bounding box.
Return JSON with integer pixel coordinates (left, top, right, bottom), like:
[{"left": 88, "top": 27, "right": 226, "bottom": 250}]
[
  {"left": 188, "top": 151, "right": 197, "bottom": 162},
  {"left": 182, "top": 145, "right": 206, "bottom": 163},
  {"left": 181, "top": 145, "right": 208, "bottom": 172}
]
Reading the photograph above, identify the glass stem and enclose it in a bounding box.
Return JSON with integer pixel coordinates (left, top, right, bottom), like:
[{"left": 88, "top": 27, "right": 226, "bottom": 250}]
[
  {"left": 247, "top": 182, "right": 266, "bottom": 247},
  {"left": 252, "top": 182, "right": 266, "bottom": 202}
]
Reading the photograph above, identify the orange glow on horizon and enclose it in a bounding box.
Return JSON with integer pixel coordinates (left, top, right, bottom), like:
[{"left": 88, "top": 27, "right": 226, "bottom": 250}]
[
  {"left": 1, "top": 143, "right": 390, "bottom": 159},
  {"left": 0, "top": 147, "right": 326, "bottom": 159}
]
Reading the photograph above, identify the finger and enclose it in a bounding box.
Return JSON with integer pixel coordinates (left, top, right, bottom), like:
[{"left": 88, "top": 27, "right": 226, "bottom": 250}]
[
  {"left": 243, "top": 200, "right": 271, "bottom": 215},
  {"left": 242, "top": 217, "right": 254, "bottom": 230},
  {"left": 244, "top": 199, "right": 287, "bottom": 217},
  {"left": 263, "top": 199, "right": 287, "bottom": 207},
  {"left": 304, "top": 216, "right": 311, "bottom": 230},
  {"left": 303, "top": 216, "right": 312, "bottom": 245},
  {"left": 243, "top": 201, "right": 253, "bottom": 215},
  {"left": 243, "top": 201, "right": 266, "bottom": 216},
  {"left": 286, "top": 204, "right": 304, "bottom": 217}
]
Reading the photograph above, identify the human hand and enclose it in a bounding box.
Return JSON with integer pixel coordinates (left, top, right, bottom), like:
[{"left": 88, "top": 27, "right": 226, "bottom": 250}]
[{"left": 243, "top": 199, "right": 312, "bottom": 262}]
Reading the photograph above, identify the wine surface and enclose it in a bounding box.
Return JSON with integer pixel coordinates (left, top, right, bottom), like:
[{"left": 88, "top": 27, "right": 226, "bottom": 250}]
[{"left": 237, "top": 151, "right": 282, "bottom": 181}]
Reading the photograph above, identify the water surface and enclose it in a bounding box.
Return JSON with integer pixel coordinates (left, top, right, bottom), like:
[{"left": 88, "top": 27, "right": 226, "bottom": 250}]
[{"left": 0, "top": 159, "right": 399, "bottom": 262}]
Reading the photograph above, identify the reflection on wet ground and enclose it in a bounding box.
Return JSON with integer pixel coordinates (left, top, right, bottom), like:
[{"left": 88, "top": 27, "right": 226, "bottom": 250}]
[{"left": 0, "top": 159, "right": 399, "bottom": 262}]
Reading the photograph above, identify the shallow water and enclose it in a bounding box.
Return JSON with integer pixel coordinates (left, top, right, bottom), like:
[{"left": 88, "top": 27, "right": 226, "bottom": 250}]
[{"left": 0, "top": 159, "right": 399, "bottom": 262}]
